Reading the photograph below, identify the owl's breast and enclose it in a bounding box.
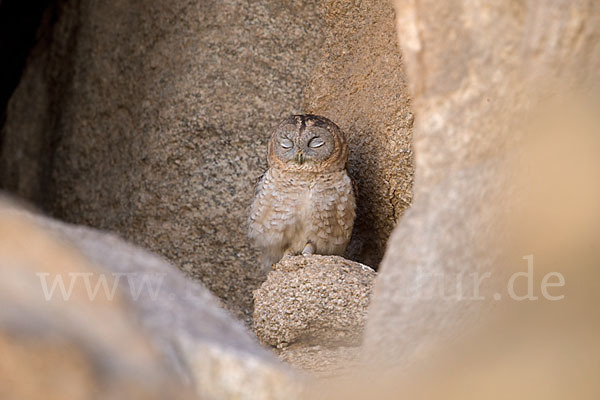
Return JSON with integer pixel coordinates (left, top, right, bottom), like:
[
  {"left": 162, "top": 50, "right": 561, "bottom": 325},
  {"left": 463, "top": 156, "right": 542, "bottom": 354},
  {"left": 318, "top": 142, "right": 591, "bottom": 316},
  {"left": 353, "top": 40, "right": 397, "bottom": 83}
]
[
  {"left": 297, "top": 181, "right": 314, "bottom": 220},
  {"left": 249, "top": 168, "right": 355, "bottom": 258}
]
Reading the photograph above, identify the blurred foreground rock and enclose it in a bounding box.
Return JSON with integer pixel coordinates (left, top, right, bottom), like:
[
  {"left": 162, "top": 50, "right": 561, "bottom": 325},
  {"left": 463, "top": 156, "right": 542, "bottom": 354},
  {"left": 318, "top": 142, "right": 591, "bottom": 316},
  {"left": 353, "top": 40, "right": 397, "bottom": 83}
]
[
  {"left": 0, "top": 203, "right": 191, "bottom": 399},
  {"left": 364, "top": 0, "right": 600, "bottom": 374},
  {"left": 0, "top": 199, "right": 303, "bottom": 400},
  {"left": 254, "top": 255, "right": 375, "bottom": 376}
]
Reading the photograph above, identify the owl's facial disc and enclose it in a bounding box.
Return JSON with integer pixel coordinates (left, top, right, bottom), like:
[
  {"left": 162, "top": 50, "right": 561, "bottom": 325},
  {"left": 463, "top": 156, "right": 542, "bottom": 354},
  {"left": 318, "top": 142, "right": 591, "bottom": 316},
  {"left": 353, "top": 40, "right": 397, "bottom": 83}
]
[
  {"left": 270, "top": 115, "right": 345, "bottom": 171},
  {"left": 274, "top": 126, "right": 334, "bottom": 165}
]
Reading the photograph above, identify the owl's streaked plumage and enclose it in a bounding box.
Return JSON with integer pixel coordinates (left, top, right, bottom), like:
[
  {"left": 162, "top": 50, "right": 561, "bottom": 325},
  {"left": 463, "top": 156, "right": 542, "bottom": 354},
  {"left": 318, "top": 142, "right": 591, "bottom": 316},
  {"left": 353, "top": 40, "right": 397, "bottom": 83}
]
[{"left": 248, "top": 114, "right": 356, "bottom": 268}]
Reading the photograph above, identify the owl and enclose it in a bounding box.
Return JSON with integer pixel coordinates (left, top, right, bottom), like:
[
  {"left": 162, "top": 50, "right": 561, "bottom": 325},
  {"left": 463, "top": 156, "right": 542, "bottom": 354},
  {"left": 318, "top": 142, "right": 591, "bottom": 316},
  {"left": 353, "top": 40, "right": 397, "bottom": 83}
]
[{"left": 248, "top": 114, "right": 356, "bottom": 268}]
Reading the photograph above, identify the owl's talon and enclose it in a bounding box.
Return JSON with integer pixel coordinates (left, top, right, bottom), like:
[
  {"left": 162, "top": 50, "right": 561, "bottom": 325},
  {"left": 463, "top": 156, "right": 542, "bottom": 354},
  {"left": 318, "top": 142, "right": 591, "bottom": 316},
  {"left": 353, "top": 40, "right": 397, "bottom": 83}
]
[{"left": 302, "top": 243, "right": 315, "bottom": 256}]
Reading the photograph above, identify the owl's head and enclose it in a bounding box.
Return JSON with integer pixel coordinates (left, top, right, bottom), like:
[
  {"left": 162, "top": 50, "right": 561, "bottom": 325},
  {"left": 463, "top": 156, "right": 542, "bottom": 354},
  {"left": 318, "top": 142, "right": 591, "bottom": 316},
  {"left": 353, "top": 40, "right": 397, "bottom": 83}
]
[{"left": 267, "top": 114, "right": 349, "bottom": 173}]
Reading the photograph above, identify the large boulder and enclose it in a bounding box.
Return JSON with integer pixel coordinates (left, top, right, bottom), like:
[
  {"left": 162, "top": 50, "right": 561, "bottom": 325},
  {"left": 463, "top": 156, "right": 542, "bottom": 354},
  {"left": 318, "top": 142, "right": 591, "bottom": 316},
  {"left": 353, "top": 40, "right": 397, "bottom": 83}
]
[
  {"left": 364, "top": 0, "right": 600, "bottom": 368},
  {"left": 0, "top": 0, "right": 413, "bottom": 324},
  {"left": 0, "top": 199, "right": 303, "bottom": 399}
]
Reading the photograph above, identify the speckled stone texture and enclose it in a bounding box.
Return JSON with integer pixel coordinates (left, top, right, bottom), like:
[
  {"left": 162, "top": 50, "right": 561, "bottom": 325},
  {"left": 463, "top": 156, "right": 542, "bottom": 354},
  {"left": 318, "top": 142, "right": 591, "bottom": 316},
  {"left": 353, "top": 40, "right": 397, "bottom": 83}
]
[
  {"left": 363, "top": 0, "right": 600, "bottom": 369},
  {"left": 0, "top": 0, "right": 327, "bottom": 325},
  {"left": 253, "top": 255, "right": 375, "bottom": 352},
  {"left": 0, "top": 0, "right": 413, "bottom": 325},
  {"left": 304, "top": 0, "right": 414, "bottom": 267},
  {"left": 278, "top": 344, "right": 363, "bottom": 379}
]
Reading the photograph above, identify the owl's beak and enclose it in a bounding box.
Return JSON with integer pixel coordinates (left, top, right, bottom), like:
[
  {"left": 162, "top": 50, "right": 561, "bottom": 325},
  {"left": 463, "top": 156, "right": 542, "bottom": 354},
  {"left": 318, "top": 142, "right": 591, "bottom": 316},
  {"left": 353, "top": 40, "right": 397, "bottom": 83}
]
[{"left": 296, "top": 151, "right": 304, "bottom": 164}]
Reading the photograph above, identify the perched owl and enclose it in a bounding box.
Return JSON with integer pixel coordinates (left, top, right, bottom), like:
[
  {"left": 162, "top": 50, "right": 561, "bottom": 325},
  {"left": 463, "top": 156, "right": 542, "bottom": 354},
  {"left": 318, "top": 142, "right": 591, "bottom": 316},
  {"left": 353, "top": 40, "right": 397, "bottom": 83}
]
[{"left": 248, "top": 114, "right": 356, "bottom": 268}]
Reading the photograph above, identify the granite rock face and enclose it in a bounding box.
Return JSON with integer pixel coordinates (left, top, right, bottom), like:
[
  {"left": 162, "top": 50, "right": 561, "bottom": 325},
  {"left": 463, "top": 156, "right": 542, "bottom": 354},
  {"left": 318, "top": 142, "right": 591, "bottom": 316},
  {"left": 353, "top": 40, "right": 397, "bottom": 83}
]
[
  {"left": 0, "top": 199, "right": 303, "bottom": 400},
  {"left": 364, "top": 0, "right": 600, "bottom": 368},
  {"left": 253, "top": 255, "right": 375, "bottom": 375},
  {"left": 0, "top": 0, "right": 327, "bottom": 325},
  {"left": 254, "top": 255, "right": 375, "bottom": 349},
  {"left": 0, "top": 0, "right": 413, "bottom": 325},
  {"left": 304, "top": 0, "right": 414, "bottom": 267}
]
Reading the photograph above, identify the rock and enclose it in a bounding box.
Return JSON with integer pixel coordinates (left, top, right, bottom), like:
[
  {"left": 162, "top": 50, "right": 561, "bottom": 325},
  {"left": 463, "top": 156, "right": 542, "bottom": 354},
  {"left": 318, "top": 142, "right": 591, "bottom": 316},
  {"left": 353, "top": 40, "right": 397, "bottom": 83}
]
[
  {"left": 0, "top": 0, "right": 414, "bottom": 326},
  {"left": 0, "top": 199, "right": 304, "bottom": 400},
  {"left": 0, "top": 201, "right": 193, "bottom": 399},
  {"left": 363, "top": 0, "right": 600, "bottom": 368},
  {"left": 0, "top": 0, "right": 327, "bottom": 325},
  {"left": 278, "top": 344, "right": 363, "bottom": 379},
  {"left": 253, "top": 255, "right": 375, "bottom": 374},
  {"left": 304, "top": 0, "right": 414, "bottom": 267},
  {"left": 0, "top": 0, "right": 50, "bottom": 123}
]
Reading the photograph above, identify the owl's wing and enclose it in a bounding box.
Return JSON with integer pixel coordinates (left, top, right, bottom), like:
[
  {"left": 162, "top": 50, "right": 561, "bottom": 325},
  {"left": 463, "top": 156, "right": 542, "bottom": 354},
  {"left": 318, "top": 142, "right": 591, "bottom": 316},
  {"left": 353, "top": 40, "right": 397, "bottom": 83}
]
[
  {"left": 351, "top": 174, "right": 359, "bottom": 200},
  {"left": 253, "top": 172, "right": 266, "bottom": 197}
]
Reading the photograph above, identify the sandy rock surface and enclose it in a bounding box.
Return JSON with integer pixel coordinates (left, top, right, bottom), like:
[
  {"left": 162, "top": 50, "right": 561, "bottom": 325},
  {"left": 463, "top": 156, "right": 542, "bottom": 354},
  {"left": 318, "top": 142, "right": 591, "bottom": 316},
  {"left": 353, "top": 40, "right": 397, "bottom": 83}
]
[{"left": 254, "top": 255, "right": 375, "bottom": 375}]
